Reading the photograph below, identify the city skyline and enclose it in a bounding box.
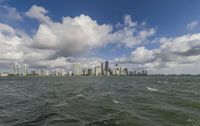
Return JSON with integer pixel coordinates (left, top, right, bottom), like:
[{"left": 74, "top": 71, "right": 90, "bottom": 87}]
[
  {"left": 3, "top": 61, "right": 147, "bottom": 76},
  {"left": 1, "top": 0, "right": 200, "bottom": 74}
]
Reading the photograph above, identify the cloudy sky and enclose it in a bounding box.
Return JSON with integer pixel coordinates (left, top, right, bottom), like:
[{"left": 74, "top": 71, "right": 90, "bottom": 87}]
[{"left": 1, "top": 0, "right": 200, "bottom": 74}]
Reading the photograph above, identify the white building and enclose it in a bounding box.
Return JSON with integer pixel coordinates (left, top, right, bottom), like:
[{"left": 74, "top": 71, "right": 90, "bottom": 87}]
[
  {"left": 73, "top": 63, "right": 81, "bottom": 75},
  {"left": 69, "top": 70, "right": 72, "bottom": 76},
  {"left": 61, "top": 70, "right": 66, "bottom": 76},
  {"left": 45, "top": 70, "right": 50, "bottom": 76},
  {"left": 95, "top": 63, "right": 101, "bottom": 76},
  {"left": 0, "top": 73, "right": 8, "bottom": 77},
  {"left": 14, "top": 63, "right": 20, "bottom": 75},
  {"left": 23, "top": 64, "right": 29, "bottom": 76}
]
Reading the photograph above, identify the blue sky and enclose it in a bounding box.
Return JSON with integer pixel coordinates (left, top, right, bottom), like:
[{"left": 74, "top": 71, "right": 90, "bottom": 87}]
[
  {"left": 5, "top": 0, "right": 200, "bottom": 35},
  {"left": 1, "top": 0, "right": 200, "bottom": 74}
]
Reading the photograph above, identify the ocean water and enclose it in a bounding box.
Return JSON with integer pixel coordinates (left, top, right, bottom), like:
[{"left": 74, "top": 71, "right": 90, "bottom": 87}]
[{"left": 0, "top": 76, "right": 200, "bottom": 126}]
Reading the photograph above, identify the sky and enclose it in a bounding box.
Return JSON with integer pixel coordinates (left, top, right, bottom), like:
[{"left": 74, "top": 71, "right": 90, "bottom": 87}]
[{"left": 1, "top": 0, "right": 200, "bottom": 74}]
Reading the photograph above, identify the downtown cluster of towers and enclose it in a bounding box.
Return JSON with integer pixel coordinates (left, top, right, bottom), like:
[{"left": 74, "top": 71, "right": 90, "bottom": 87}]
[{"left": 0, "top": 61, "right": 148, "bottom": 77}]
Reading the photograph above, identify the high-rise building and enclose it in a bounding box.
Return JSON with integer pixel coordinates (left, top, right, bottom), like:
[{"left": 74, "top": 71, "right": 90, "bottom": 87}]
[
  {"left": 114, "top": 64, "right": 121, "bottom": 76},
  {"left": 23, "top": 64, "right": 28, "bottom": 76},
  {"left": 73, "top": 63, "right": 81, "bottom": 75},
  {"left": 87, "top": 69, "right": 93, "bottom": 76},
  {"left": 38, "top": 69, "right": 44, "bottom": 76},
  {"left": 45, "top": 70, "right": 50, "bottom": 76},
  {"left": 105, "top": 61, "right": 109, "bottom": 75},
  {"left": 14, "top": 63, "right": 20, "bottom": 75},
  {"left": 101, "top": 62, "right": 104, "bottom": 75},
  {"left": 95, "top": 63, "right": 101, "bottom": 76},
  {"left": 69, "top": 70, "right": 72, "bottom": 76},
  {"left": 61, "top": 70, "right": 66, "bottom": 76},
  {"left": 123, "top": 67, "right": 128, "bottom": 75}
]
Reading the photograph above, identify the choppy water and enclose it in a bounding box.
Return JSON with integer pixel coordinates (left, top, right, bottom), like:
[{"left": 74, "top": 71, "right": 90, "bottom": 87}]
[{"left": 0, "top": 76, "right": 200, "bottom": 126}]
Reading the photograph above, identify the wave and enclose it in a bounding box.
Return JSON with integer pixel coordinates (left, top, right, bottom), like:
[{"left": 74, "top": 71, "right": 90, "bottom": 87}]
[
  {"left": 76, "top": 93, "right": 84, "bottom": 97},
  {"left": 112, "top": 99, "right": 120, "bottom": 104},
  {"left": 146, "top": 86, "right": 159, "bottom": 92}
]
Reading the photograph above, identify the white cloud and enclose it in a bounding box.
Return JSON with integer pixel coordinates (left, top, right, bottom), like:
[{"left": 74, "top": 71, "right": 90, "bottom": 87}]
[
  {"left": 31, "top": 15, "right": 113, "bottom": 57},
  {"left": 0, "top": 23, "right": 23, "bottom": 61},
  {"left": 25, "top": 5, "right": 51, "bottom": 24},
  {"left": 130, "top": 47, "right": 157, "bottom": 63},
  {"left": 0, "top": 5, "right": 22, "bottom": 21},
  {"left": 24, "top": 5, "right": 155, "bottom": 57},
  {"left": 114, "top": 47, "right": 157, "bottom": 64},
  {"left": 124, "top": 15, "right": 137, "bottom": 27},
  {"left": 115, "top": 33, "right": 200, "bottom": 74},
  {"left": 186, "top": 20, "right": 199, "bottom": 30}
]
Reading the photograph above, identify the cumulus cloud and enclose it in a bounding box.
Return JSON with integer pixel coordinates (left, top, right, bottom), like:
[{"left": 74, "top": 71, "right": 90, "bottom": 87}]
[
  {"left": 3, "top": 5, "right": 200, "bottom": 74},
  {"left": 0, "top": 5, "right": 22, "bottom": 21},
  {"left": 115, "top": 33, "right": 200, "bottom": 74},
  {"left": 114, "top": 47, "right": 157, "bottom": 64},
  {"left": 24, "top": 5, "right": 155, "bottom": 57},
  {"left": 0, "top": 23, "right": 23, "bottom": 61},
  {"left": 186, "top": 21, "right": 199, "bottom": 30},
  {"left": 2, "top": 4, "right": 155, "bottom": 71},
  {"left": 31, "top": 15, "right": 113, "bottom": 57},
  {"left": 25, "top": 5, "right": 51, "bottom": 24},
  {"left": 112, "top": 14, "right": 156, "bottom": 48}
]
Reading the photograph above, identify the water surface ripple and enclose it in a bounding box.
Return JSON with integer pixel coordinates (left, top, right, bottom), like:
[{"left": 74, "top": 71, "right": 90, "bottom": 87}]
[{"left": 0, "top": 76, "right": 200, "bottom": 126}]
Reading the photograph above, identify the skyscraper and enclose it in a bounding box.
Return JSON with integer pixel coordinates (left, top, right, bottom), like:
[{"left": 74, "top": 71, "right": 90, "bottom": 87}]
[
  {"left": 101, "top": 62, "right": 104, "bottom": 75},
  {"left": 14, "top": 63, "right": 20, "bottom": 75},
  {"left": 105, "top": 61, "right": 109, "bottom": 75},
  {"left": 95, "top": 63, "right": 101, "bottom": 76},
  {"left": 73, "top": 63, "right": 81, "bottom": 75},
  {"left": 23, "top": 64, "right": 28, "bottom": 76}
]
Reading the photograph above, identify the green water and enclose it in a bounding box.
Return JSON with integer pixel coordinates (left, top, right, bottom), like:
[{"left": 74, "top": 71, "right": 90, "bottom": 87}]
[{"left": 0, "top": 76, "right": 200, "bottom": 126}]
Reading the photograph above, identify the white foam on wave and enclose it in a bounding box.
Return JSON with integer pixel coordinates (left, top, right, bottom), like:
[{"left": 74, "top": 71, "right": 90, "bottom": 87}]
[
  {"left": 76, "top": 93, "right": 84, "bottom": 97},
  {"left": 146, "top": 86, "right": 159, "bottom": 92},
  {"left": 112, "top": 99, "right": 120, "bottom": 104},
  {"left": 171, "top": 82, "right": 180, "bottom": 85}
]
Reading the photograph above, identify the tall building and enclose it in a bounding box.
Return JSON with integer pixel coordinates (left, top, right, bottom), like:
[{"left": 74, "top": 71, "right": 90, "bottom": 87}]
[
  {"left": 101, "top": 62, "right": 104, "bottom": 75},
  {"left": 105, "top": 61, "right": 109, "bottom": 75},
  {"left": 38, "top": 69, "right": 44, "bottom": 76},
  {"left": 83, "top": 69, "right": 87, "bottom": 76},
  {"left": 61, "top": 70, "right": 66, "bottom": 76},
  {"left": 14, "top": 63, "right": 20, "bottom": 75},
  {"left": 69, "top": 70, "right": 72, "bottom": 76},
  {"left": 114, "top": 64, "right": 121, "bottom": 76},
  {"left": 95, "top": 63, "right": 101, "bottom": 76},
  {"left": 123, "top": 67, "right": 128, "bottom": 75},
  {"left": 23, "top": 64, "right": 28, "bottom": 76},
  {"left": 73, "top": 63, "right": 81, "bottom": 75},
  {"left": 45, "top": 70, "right": 50, "bottom": 76},
  {"left": 87, "top": 69, "right": 93, "bottom": 76}
]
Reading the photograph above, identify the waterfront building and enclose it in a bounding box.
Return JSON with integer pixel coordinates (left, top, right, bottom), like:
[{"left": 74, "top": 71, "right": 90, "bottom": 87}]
[
  {"left": 83, "top": 69, "right": 87, "bottom": 76},
  {"left": 38, "top": 69, "right": 44, "bottom": 76},
  {"left": 45, "top": 71, "right": 50, "bottom": 76},
  {"left": 73, "top": 63, "right": 81, "bottom": 75},
  {"left": 14, "top": 63, "right": 20, "bottom": 75},
  {"left": 105, "top": 61, "right": 109, "bottom": 75},
  {"left": 69, "top": 70, "right": 72, "bottom": 76},
  {"left": 129, "top": 70, "right": 148, "bottom": 76},
  {"left": 95, "top": 63, "right": 101, "bottom": 76},
  {"left": 61, "top": 70, "right": 66, "bottom": 76},
  {"left": 87, "top": 69, "right": 93, "bottom": 76},
  {"left": 114, "top": 64, "right": 121, "bottom": 76},
  {"left": 0, "top": 73, "right": 8, "bottom": 77},
  {"left": 23, "top": 64, "right": 28, "bottom": 76},
  {"left": 30, "top": 70, "right": 37, "bottom": 75},
  {"left": 101, "top": 62, "right": 104, "bottom": 75},
  {"left": 123, "top": 67, "right": 129, "bottom": 75}
]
